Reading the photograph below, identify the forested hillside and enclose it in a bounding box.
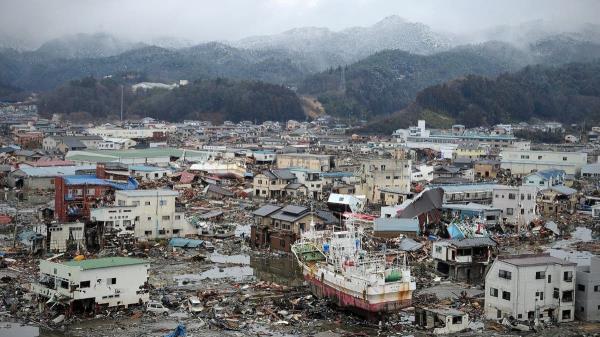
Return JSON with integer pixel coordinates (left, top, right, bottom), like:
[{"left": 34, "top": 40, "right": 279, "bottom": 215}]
[{"left": 38, "top": 76, "right": 304, "bottom": 123}]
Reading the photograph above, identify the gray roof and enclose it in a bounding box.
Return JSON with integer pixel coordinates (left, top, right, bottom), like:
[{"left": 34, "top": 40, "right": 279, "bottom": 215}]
[
  {"left": 272, "top": 169, "right": 295, "bottom": 180},
  {"left": 207, "top": 184, "right": 234, "bottom": 196},
  {"left": 280, "top": 205, "right": 307, "bottom": 215},
  {"left": 117, "top": 189, "right": 178, "bottom": 197},
  {"left": 499, "top": 254, "right": 576, "bottom": 267},
  {"left": 398, "top": 237, "right": 424, "bottom": 251},
  {"left": 252, "top": 204, "right": 282, "bottom": 217},
  {"left": 284, "top": 183, "right": 305, "bottom": 190},
  {"left": 547, "top": 185, "right": 577, "bottom": 196},
  {"left": 447, "top": 237, "right": 497, "bottom": 248},
  {"left": 374, "top": 218, "right": 420, "bottom": 233},
  {"left": 11, "top": 165, "right": 96, "bottom": 178},
  {"left": 315, "top": 210, "right": 337, "bottom": 224}
]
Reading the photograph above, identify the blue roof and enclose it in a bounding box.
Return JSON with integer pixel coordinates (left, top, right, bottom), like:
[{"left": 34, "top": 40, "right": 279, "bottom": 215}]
[
  {"left": 169, "top": 237, "right": 205, "bottom": 248},
  {"left": 525, "top": 168, "right": 565, "bottom": 180},
  {"left": 63, "top": 175, "right": 138, "bottom": 190},
  {"left": 321, "top": 172, "right": 354, "bottom": 178},
  {"left": 374, "top": 218, "right": 420, "bottom": 233}
]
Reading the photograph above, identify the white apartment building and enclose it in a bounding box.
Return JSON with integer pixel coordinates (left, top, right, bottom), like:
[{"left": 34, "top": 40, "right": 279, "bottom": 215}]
[
  {"left": 32, "top": 257, "right": 149, "bottom": 309},
  {"left": 48, "top": 222, "right": 85, "bottom": 253},
  {"left": 500, "top": 150, "right": 588, "bottom": 176},
  {"left": 97, "top": 137, "right": 137, "bottom": 150},
  {"left": 575, "top": 256, "right": 600, "bottom": 321},
  {"left": 485, "top": 254, "right": 576, "bottom": 323},
  {"left": 492, "top": 185, "right": 538, "bottom": 227},
  {"left": 90, "top": 189, "right": 195, "bottom": 239},
  {"left": 87, "top": 127, "right": 171, "bottom": 139}
]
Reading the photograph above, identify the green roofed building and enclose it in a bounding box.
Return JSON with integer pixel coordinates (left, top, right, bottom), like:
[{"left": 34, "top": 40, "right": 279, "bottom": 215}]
[{"left": 32, "top": 257, "right": 150, "bottom": 309}]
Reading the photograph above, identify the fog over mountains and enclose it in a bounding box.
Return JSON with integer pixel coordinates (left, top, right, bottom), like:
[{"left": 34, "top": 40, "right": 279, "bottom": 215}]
[{"left": 2, "top": 15, "right": 600, "bottom": 124}]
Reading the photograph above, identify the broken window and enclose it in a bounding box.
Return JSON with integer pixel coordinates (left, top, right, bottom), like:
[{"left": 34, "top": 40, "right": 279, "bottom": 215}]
[
  {"left": 452, "top": 316, "right": 462, "bottom": 324},
  {"left": 107, "top": 278, "right": 116, "bottom": 285},
  {"left": 490, "top": 287, "right": 498, "bottom": 297},
  {"left": 577, "top": 284, "right": 586, "bottom": 292},
  {"left": 564, "top": 271, "right": 573, "bottom": 282},
  {"left": 562, "top": 290, "right": 573, "bottom": 302},
  {"left": 502, "top": 291, "right": 511, "bottom": 301},
  {"left": 535, "top": 271, "right": 545, "bottom": 279},
  {"left": 562, "top": 310, "right": 571, "bottom": 320},
  {"left": 80, "top": 281, "right": 90, "bottom": 288},
  {"left": 536, "top": 291, "right": 544, "bottom": 300}
]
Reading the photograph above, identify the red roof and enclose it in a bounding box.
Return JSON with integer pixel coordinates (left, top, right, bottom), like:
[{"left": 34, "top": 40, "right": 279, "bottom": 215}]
[{"left": 179, "top": 171, "right": 196, "bottom": 184}]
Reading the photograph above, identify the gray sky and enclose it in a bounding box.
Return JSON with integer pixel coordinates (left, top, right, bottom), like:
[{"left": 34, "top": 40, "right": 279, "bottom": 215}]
[{"left": 1, "top": 0, "right": 599, "bottom": 47}]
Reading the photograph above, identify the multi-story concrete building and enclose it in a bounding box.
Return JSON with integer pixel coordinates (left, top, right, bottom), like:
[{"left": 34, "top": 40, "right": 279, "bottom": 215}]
[
  {"left": 485, "top": 254, "right": 576, "bottom": 323},
  {"left": 253, "top": 169, "right": 303, "bottom": 199},
  {"left": 276, "top": 153, "right": 335, "bottom": 172},
  {"left": 90, "top": 189, "right": 195, "bottom": 239},
  {"left": 356, "top": 158, "right": 412, "bottom": 204},
  {"left": 500, "top": 150, "right": 587, "bottom": 176},
  {"left": 32, "top": 257, "right": 149, "bottom": 311},
  {"left": 575, "top": 256, "right": 600, "bottom": 321},
  {"left": 492, "top": 185, "right": 538, "bottom": 227}
]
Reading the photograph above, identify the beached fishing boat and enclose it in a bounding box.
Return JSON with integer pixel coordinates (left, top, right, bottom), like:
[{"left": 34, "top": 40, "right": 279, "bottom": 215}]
[{"left": 292, "top": 220, "right": 416, "bottom": 314}]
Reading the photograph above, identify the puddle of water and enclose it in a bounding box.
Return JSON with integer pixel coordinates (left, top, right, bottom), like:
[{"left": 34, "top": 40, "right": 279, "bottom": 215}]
[
  {"left": 210, "top": 252, "right": 250, "bottom": 265},
  {"left": 0, "top": 322, "right": 39, "bottom": 337},
  {"left": 175, "top": 266, "right": 254, "bottom": 285}
]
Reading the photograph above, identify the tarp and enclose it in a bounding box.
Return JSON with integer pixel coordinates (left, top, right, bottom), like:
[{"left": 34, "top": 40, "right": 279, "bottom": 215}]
[
  {"left": 447, "top": 223, "right": 465, "bottom": 240},
  {"left": 397, "top": 188, "right": 444, "bottom": 219},
  {"left": 164, "top": 324, "right": 186, "bottom": 337}
]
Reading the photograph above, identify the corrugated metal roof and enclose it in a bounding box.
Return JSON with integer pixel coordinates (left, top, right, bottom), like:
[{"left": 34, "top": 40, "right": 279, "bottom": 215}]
[
  {"left": 62, "top": 257, "right": 147, "bottom": 270},
  {"left": 13, "top": 165, "right": 95, "bottom": 177},
  {"left": 447, "top": 237, "right": 497, "bottom": 248}
]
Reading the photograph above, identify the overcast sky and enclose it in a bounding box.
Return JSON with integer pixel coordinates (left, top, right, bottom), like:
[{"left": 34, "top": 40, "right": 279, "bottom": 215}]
[{"left": 1, "top": 0, "right": 599, "bottom": 47}]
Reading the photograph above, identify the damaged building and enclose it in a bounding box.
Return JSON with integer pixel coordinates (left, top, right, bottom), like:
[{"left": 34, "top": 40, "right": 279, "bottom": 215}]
[{"left": 432, "top": 237, "right": 497, "bottom": 283}]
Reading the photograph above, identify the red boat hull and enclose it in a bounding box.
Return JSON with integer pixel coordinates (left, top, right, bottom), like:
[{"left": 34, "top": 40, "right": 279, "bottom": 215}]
[{"left": 304, "top": 274, "right": 412, "bottom": 314}]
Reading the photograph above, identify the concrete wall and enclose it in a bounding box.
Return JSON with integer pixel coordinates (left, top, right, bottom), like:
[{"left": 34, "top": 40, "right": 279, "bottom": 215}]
[
  {"left": 485, "top": 259, "right": 576, "bottom": 322},
  {"left": 575, "top": 257, "right": 600, "bottom": 321}
]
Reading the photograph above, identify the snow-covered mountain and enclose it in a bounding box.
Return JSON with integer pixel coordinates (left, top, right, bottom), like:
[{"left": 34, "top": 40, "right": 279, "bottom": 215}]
[
  {"left": 35, "top": 33, "right": 145, "bottom": 59},
  {"left": 233, "top": 16, "right": 452, "bottom": 69}
]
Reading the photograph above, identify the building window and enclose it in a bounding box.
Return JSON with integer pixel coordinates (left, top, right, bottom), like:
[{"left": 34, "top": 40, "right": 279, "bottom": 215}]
[
  {"left": 502, "top": 291, "right": 511, "bottom": 301},
  {"left": 160, "top": 200, "right": 167, "bottom": 206},
  {"left": 175, "top": 215, "right": 181, "bottom": 220},
  {"left": 158, "top": 229, "right": 166, "bottom": 235},
  {"left": 506, "top": 208, "right": 514, "bottom": 215},
  {"left": 548, "top": 275, "right": 552, "bottom": 283},
  {"left": 563, "top": 157, "right": 568, "bottom": 161},
  {"left": 562, "top": 290, "right": 573, "bottom": 302},
  {"left": 490, "top": 288, "right": 498, "bottom": 297},
  {"left": 435, "top": 246, "right": 442, "bottom": 253},
  {"left": 80, "top": 281, "right": 90, "bottom": 288},
  {"left": 60, "top": 280, "right": 69, "bottom": 289},
  {"left": 145, "top": 201, "right": 151, "bottom": 206},
  {"left": 107, "top": 278, "right": 116, "bottom": 285},
  {"left": 508, "top": 193, "right": 516, "bottom": 199},
  {"left": 564, "top": 271, "right": 573, "bottom": 282},
  {"left": 499, "top": 270, "right": 512, "bottom": 279},
  {"left": 535, "top": 271, "right": 545, "bottom": 279},
  {"left": 452, "top": 316, "right": 462, "bottom": 324},
  {"left": 594, "top": 285, "right": 599, "bottom": 292},
  {"left": 145, "top": 230, "right": 152, "bottom": 236},
  {"left": 562, "top": 310, "right": 571, "bottom": 320},
  {"left": 536, "top": 291, "right": 544, "bottom": 300},
  {"left": 577, "top": 284, "right": 586, "bottom": 292},
  {"left": 162, "top": 216, "right": 170, "bottom": 220}
]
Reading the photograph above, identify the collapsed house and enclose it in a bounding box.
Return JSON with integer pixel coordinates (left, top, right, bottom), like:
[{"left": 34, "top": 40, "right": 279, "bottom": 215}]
[
  {"left": 432, "top": 237, "right": 497, "bottom": 284},
  {"left": 415, "top": 307, "right": 469, "bottom": 334}
]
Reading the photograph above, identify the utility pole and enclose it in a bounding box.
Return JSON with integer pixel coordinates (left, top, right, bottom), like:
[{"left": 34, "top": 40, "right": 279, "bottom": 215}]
[
  {"left": 120, "top": 84, "right": 124, "bottom": 122},
  {"left": 12, "top": 192, "right": 20, "bottom": 248}
]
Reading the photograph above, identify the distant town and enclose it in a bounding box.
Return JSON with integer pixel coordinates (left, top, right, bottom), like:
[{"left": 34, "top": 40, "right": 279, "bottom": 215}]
[{"left": 0, "top": 98, "right": 598, "bottom": 336}]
